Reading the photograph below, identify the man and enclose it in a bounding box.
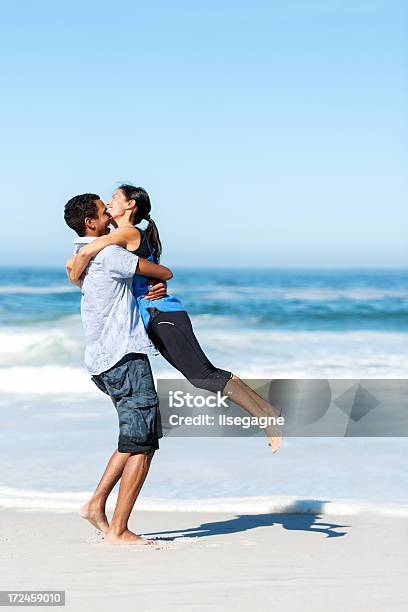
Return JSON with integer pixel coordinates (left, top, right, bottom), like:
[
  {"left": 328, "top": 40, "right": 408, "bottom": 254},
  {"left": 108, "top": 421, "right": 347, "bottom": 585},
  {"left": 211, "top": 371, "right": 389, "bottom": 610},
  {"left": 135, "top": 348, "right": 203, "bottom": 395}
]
[{"left": 64, "top": 193, "right": 172, "bottom": 545}]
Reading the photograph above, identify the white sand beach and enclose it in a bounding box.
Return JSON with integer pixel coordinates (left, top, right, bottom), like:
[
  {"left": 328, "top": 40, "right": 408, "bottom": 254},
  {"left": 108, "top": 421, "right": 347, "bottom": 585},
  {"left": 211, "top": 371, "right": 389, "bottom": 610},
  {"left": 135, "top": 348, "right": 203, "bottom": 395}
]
[{"left": 0, "top": 508, "right": 407, "bottom": 612}]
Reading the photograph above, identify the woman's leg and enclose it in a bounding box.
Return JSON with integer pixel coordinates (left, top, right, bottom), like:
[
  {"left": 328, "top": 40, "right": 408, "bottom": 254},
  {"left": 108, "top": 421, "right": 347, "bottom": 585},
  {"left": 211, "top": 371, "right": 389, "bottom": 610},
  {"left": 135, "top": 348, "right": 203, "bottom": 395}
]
[
  {"left": 148, "top": 311, "right": 282, "bottom": 452},
  {"left": 223, "top": 375, "right": 282, "bottom": 453},
  {"left": 148, "top": 311, "right": 232, "bottom": 392}
]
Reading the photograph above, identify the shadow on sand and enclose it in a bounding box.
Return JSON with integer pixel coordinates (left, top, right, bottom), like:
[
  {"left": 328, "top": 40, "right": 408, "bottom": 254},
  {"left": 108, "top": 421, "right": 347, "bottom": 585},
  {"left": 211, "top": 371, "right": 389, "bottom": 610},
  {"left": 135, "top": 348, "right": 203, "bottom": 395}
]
[{"left": 143, "top": 500, "right": 350, "bottom": 541}]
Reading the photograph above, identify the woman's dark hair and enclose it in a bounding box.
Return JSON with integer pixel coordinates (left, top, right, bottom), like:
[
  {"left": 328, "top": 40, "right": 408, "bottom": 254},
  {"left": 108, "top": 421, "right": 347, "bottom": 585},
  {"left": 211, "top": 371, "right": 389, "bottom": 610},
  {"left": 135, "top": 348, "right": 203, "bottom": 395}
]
[{"left": 118, "top": 184, "right": 162, "bottom": 262}]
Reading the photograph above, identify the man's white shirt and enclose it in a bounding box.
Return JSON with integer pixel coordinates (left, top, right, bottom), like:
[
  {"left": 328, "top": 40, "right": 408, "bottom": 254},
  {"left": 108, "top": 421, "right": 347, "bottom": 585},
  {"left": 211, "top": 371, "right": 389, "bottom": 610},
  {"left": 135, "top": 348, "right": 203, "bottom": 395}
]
[{"left": 73, "top": 237, "right": 155, "bottom": 375}]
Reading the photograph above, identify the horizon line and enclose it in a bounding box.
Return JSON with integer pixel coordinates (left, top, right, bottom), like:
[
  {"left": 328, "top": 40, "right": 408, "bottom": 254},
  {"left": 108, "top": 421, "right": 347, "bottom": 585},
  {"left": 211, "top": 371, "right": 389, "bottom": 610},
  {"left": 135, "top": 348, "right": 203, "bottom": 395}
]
[{"left": 0, "top": 264, "right": 406, "bottom": 271}]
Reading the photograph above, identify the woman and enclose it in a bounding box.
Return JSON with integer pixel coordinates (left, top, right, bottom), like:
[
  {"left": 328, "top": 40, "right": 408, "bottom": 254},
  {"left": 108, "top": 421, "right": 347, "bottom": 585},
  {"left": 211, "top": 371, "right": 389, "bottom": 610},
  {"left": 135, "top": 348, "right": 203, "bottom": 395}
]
[{"left": 70, "top": 185, "right": 282, "bottom": 452}]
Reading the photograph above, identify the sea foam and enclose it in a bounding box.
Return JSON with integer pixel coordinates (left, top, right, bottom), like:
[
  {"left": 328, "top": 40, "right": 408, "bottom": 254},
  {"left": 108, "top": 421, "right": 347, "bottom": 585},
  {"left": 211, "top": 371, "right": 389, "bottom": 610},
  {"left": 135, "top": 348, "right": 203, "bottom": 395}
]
[
  {"left": 0, "top": 486, "right": 407, "bottom": 517},
  {"left": 0, "top": 285, "right": 78, "bottom": 294},
  {"left": 0, "top": 366, "right": 99, "bottom": 395}
]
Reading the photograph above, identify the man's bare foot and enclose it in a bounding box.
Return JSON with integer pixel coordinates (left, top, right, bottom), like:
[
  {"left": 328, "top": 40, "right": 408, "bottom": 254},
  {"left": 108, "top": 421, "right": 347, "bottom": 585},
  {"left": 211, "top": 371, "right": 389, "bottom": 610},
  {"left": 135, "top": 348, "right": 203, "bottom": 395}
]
[
  {"left": 79, "top": 501, "right": 110, "bottom": 533},
  {"left": 103, "top": 528, "right": 156, "bottom": 546}
]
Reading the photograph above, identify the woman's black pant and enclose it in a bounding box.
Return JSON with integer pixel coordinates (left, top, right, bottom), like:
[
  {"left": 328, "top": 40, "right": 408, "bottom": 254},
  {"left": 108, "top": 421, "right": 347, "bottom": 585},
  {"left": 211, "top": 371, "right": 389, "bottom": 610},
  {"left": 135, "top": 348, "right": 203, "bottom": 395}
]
[{"left": 147, "top": 310, "right": 232, "bottom": 394}]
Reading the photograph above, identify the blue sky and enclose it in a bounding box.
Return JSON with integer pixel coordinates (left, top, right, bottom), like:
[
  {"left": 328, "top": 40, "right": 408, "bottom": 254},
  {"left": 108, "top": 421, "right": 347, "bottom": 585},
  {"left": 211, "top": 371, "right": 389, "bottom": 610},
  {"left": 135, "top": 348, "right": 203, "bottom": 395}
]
[{"left": 0, "top": 0, "right": 406, "bottom": 267}]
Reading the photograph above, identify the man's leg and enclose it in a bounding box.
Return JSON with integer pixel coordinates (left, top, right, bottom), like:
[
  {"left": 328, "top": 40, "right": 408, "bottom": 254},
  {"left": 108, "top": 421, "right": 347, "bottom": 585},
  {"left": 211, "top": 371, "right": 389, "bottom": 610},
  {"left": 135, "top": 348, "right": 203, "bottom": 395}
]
[
  {"left": 79, "top": 449, "right": 130, "bottom": 532},
  {"left": 104, "top": 450, "right": 155, "bottom": 545},
  {"left": 88, "top": 353, "right": 160, "bottom": 544}
]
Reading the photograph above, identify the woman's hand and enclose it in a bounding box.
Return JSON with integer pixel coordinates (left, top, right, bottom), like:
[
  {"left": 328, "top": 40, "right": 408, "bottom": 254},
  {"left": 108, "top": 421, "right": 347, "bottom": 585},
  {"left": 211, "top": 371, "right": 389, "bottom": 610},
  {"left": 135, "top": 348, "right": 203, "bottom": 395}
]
[
  {"left": 66, "top": 257, "right": 81, "bottom": 288},
  {"left": 70, "top": 251, "right": 91, "bottom": 283}
]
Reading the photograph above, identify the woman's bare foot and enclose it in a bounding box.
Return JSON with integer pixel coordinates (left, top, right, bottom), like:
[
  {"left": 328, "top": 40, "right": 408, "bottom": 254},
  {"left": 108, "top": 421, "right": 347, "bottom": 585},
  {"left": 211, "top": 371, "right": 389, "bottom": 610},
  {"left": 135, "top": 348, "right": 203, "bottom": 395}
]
[
  {"left": 258, "top": 402, "right": 283, "bottom": 453},
  {"left": 255, "top": 402, "right": 282, "bottom": 453},
  {"left": 103, "top": 528, "right": 156, "bottom": 546},
  {"left": 224, "top": 376, "right": 283, "bottom": 454},
  {"left": 266, "top": 425, "right": 282, "bottom": 453},
  {"left": 79, "top": 501, "right": 110, "bottom": 533}
]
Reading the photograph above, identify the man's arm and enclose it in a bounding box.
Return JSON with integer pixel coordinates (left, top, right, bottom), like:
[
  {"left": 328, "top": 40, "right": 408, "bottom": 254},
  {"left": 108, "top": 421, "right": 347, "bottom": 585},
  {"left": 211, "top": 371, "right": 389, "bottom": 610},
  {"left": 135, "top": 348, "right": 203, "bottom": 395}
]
[
  {"left": 105, "top": 247, "right": 172, "bottom": 282},
  {"left": 104, "top": 247, "right": 172, "bottom": 301},
  {"left": 135, "top": 258, "right": 173, "bottom": 281},
  {"left": 135, "top": 259, "right": 172, "bottom": 300}
]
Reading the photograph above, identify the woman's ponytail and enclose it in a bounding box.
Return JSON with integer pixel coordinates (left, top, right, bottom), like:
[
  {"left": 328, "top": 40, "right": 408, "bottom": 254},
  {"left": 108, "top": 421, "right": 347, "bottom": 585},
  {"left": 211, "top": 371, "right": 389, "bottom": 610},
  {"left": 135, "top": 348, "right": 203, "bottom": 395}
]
[{"left": 145, "top": 215, "right": 162, "bottom": 263}]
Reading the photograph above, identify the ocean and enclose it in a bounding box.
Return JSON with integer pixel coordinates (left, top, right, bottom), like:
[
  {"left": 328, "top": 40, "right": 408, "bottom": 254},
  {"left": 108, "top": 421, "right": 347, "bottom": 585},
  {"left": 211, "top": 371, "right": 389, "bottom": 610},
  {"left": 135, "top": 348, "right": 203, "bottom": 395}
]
[{"left": 0, "top": 266, "right": 407, "bottom": 514}]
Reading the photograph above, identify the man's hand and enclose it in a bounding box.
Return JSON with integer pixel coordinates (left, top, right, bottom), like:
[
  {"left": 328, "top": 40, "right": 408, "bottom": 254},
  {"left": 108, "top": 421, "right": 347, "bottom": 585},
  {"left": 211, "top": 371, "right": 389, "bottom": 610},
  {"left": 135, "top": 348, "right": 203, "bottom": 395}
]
[{"left": 144, "top": 280, "right": 168, "bottom": 301}]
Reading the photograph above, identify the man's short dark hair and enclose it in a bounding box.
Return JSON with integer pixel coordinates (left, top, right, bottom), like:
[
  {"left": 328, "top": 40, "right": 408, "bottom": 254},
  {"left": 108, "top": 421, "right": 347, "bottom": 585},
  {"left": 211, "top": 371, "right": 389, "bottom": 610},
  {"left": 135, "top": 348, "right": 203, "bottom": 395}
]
[{"left": 64, "top": 193, "right": 100, "bottom": 236}]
